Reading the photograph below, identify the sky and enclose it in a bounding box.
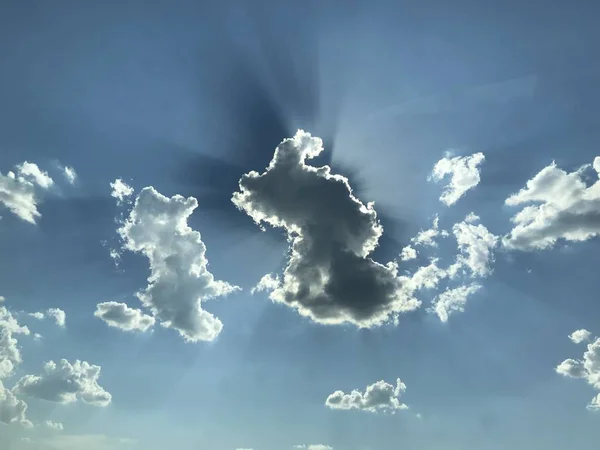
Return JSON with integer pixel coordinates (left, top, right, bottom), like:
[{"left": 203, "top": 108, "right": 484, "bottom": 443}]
[{"left": 1, "top": 0, "right": 600, "bottom": 449}]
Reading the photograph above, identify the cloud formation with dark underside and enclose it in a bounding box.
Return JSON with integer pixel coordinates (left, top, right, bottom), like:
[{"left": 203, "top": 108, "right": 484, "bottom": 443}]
[
  {"left": 234, "top": 130, "right": 419, "bottom": 328},
  {"left": 94, "top": 302, "right": 155, "bottom": 332},
  {"left": 556, "top": 330, "right": 600, "bottom": 410},
  {"left": 325, "top": 378, "right": 408, "bottom": 413},
  {"left": 503, "top": 157, "right": 600, "bottom": 250},
  {"left": 117, "top": 185, "right": 240, "bottom": 342},
  {"left": 13, "top": 359, "right": 112, "bottom": 407}
]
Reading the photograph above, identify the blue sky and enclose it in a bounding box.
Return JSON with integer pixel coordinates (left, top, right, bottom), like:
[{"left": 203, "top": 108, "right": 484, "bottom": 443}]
[{"left": 1, "top": 1, "right": 600, "bottom": 449}]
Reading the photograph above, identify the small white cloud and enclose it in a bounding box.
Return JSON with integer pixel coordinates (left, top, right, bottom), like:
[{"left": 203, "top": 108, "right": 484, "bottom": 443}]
[
  {"left": 447, "top": 214, "right": 498, "bottom": 278},
  {"left": 28, "top": 312, "right": 45, "bottom": 320},
  {"left": 94, "top": 302, "right": 155, "bottom": 332},
  {"left": 233, "top": 130, "right": 420, "bottom": 328},
  {"left": 503, "top": 157, "right": 600, "bottom": 250},
  {"left": 400, "top": 245, "right": 417, "bottom": 261},
  {"left": 405, "top": 259, "right": 447, "bottom": 291},
  {"left": 569, "top": 329, "right": 592, "bottom": 344},
  {"left": 118, "top": 186, "right": 240, "bottom": 342},
  {"left": 45, "top": 420, "right": 64, "bottom": 431},
  {"left": 109, "top": 249, "right": 121, "bottom": 267},
  {"left": 411, "top": 215, "right": 449, "bottom": 248},
  {"left": 110, "top": 179, "right": 134, "bottom": 204},
  {"left": 250, "top": 273, "right": 280, "bottom": 295},
  {"left": 294, "top": 446, "right": 333, "bottom": 450},
  {"left": 46, "top": 308, "right": 66, "bottom": 328},
  {"left": 556, "top": 334, "right": 600, "bottom": 410},
  {"left": 430, "top": 152, "right": 485, "bottom": 206},
  {"left": 429, "top": 284, "right": 482, "bottom": 323},
  {"left": 13, "top": 359, "right": 111, "bottom": 407},
  {"left": 0, "top": 162, "right": 55, "bottom": 223},
  {"left": 63, "top": 166, "right": 77, "bottom": 185},
  {"left": 325, "top": 378, "right": 408, "bottom": 413},
  {"left": 16, "top": 162, "right": 54, "bottom": 189}
]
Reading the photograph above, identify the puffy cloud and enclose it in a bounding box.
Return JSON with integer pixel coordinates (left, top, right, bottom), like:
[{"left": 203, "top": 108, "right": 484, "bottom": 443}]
[
  {"left": 429, "top": 284, "right": 482, "bottom": 323},
  {"left": 63, "top": 167, "right": 77, "bottom": 185},
  {"left": 110, "top": 179, "right": 134, "bottom": 204},
  {"left": 118, "top": 186, "right": 239, "bottom": 342},
  {"left": 250, "top": 273, "right": 280, "bottom": 295},
  {"left": 400, "top": 245, "right": 417, "bottom": 261},
  {"left": 411, "top": 215, "right": 449, "bottom": 248},
  {"left": 405, "top": 259, "right": 447, "bottom": 291},
  {"left": 28, "top": 312, "right": 45, "bottom": 320},
  {"left": 294, "top": 446, "right": 333, "bottom": 450},
  {"left": 0, "top": 380, "right": 29, "bottom": 426},
  {"left": 0, "top": 161, "right": 55, "bottom": 223},
  {"left": 503, "top": 157, "right": 600, "bottom": 250},
  {"left": 556, "top": 334, "right": 600, "bottom": 410},
  {"left": 447, "top": 214, "right": 498, "bottom": 278},
  {"left": 569, "top": 329, "right": 592, "bottom": 344},
  {"left": 1, "top": 300, "right": 30, "bottom": 378},
  {"left": 13, "top": 359, "right": 112, "bottom": 407},
  {"left": 46, "top": 308, "right": 66, "bottom": 328},
  {"left": 45, "top": 420, "right": 64, "bottom": 431},
  {"left": 233, "top": 131, "right": 419, "bottom": 328},
  {"left": 94, "top": 302, "right": 155, "bottom": 332},
  {"left": 430, "top": 152, "right": 485, "bottom": 206},
  {"left": 325, "top": 378, "right": 408, "bottom": 413}
]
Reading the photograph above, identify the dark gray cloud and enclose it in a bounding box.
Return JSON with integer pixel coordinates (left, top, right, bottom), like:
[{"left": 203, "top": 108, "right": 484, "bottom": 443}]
[{"left": 234, "top": 131, "right": 419, "bottom": 327}]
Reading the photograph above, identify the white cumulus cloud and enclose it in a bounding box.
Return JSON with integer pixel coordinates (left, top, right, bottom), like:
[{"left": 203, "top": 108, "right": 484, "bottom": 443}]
[
  {"left": 325, "top": 378, "right": 408, "bottom": 413},
  {"left": 556, "top": 333, "right": 600, "bottom": 410},
  {"left": 0, "top": 380, "right": 29, "bottom": 426},
  {"left": 46, "top": 308, "right": 66, "bottom": 328},
  {"left": 429, "top": 284, "right": 482, "bottom": 323},
  {"left": 294, "top": 446, "right": 333, "bottom": 450},
  {"left": 45, "top": 420, "right": 64, "bottom": 431},
  {"left": 110, "top": 179, "right": 134, "bottom": 204},
  {"left": 430, "top": 152, "right": 485, "bottom": 206},
  {"left": 118, "top": 186, "right": 240, "bottom": 342},
  {"left": 411, "top": 215, "right": 449, "bottom": 248},
  {"left": 569, "top": 329, "right": 592, "bottom": 344},
  {"left": 447, "top": 214, "right": 498, "bottom": 278},
  {"left": 94, "top": 302, "right": 155, "bottom": 332},
  {"left": 13, "top": 359, "right": 112, "bottom": 407},
  {"left": 503, "top": 157, "right": 600, "bottom": 250},
  {"left": 0, "top": 161, "right": 55, "bottom": 223},
  {"left": 233, "top": 130, "right": 420, "bottom": 328},
  {"left": 1, "top": 300, "right": 30, "bottom": 379},
  {"left": 399, "top": 245, "right": 417, "bottom": 261}
]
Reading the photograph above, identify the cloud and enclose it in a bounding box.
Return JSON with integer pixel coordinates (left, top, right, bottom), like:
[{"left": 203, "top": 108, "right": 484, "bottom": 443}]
[
  {"left": 429, "top": 284, "right": 482, "bottom": 323},
  {"left": 18, "top": 434, "right": 136, "bottom": 450},
  {"left": 411, "top": 215, "right": 449, "bottom": 247},
  {"left": 118, "top": 186, "right": 240, "bottom": 342},
  {"left": 232, "top": 130, "right": 419, "bottom": 328},
  {"left": 0, "top": 380, "right": 29, "bottom": 426},
  {"left": 62, "top": 167, "right": 77, "bottom": 185},
  {"left": 13, "top": 359, "right": 112, "bottom": 407},
  {"left": 294, "top": 446, "right": 333, "bottom": 450},
  {"left": 0, "top": 161, "right": 55, "bottom": 223},
  {"left": 45, "top": 420, "right": 64, "bottom": 431},
  {"left": 400, "top": 245, "right": 417, "bottom": 261},
  {"left": 556, "top": 333, "right": 600, "bottom": 410},
  {"left": 28, "top": 312, "right": 45, "bottom": 320},
  {"left": 46, "top": 308, "right": 66, "bottom": 328},
  {"left": 325, "top": 378, "right": 408, "bottom": 413},
  {"left": 94, "top": 302, "right": 155, "bottom": 332},
  {"left": 503, "top": 157, "right": 600, "bottom": 250},
  {"left": 569, "top": 329, "right": 592, "bottom": 344},
  {"left": 1, "top": 300, "right": 30, "bottom": 378},
  {"left": 405, "top": 259, "right": 447, "bottom": 291},
  {"left": 430, "top": 152, "right": 485, "bottom": 206},
  {"left": 110, "top": 179, "right": 134, "bottom": 204},
  {"left": 250, "top": 273, "right": 280, "bottom": 295},
  {"left": 447, "top": 214, "right": 498, "bottom": 278}
]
